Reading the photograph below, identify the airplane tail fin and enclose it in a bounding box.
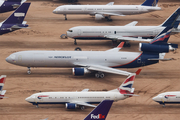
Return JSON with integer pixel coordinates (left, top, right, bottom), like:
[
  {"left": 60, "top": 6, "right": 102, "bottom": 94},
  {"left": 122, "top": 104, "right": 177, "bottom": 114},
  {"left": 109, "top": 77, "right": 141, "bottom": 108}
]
[
  {"left": 150, "top": 27, "right": 172, "bottom": 44},
  {"left": 0, "top": 75, "right": 6, "bottom": 99},
  {"left": 2, "top": 3, "right": 30, "bottom": 25},
  {"left": 141, "top": 0, "right": 158, "bottom": 7},
  {"left": 84, "top": 100, "right": 113, "bottom": 120},
  {"left": 160, "top": 7, "right": 180, "bottom": 28}
]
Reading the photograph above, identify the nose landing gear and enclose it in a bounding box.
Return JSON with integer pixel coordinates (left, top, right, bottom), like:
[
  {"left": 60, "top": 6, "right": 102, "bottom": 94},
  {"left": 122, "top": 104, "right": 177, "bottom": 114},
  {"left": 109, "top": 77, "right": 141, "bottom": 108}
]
[{"left": 27, "top": 67, "right": 31, "bottom": 74}]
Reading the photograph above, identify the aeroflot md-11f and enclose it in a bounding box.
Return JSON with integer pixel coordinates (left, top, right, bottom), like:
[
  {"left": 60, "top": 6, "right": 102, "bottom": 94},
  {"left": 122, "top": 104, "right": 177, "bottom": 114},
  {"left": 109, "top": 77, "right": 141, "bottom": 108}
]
[
  {"left": 0, "top": 3, "right": 30, "bottom": 35},
  {"left": 25, "top": 71, "right": 140, "bottom": 110},
  {"left": 67, "top": 7, "right": 180, "bottom": 45},
  {"left": 53, "top": 0, "right": 161, "bottom": 21},
  {"left": 153, "top": 92, "right": 180, "bottom": 107},
  {"left": 6, "top": 26, "right": 178, "bottom": 78},
  {"left": 0, "top": 0, "right": 26, "bottom": 13},
  {"left": 0, "top": 75, "right": 7, "bottom": 100}
]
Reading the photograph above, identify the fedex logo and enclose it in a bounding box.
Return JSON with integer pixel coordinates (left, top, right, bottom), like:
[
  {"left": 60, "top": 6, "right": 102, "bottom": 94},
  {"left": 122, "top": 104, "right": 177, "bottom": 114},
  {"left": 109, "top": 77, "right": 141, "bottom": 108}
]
[{"left": 91, "top": 114, "right": 105, "bottom": 119}]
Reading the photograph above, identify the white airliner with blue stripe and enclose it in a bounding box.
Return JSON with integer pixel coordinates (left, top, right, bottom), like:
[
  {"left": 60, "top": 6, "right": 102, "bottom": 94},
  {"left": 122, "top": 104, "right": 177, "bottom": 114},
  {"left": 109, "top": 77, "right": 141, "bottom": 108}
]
[{"left": 53, "top": 0, "right": 161, "bottom": 20}]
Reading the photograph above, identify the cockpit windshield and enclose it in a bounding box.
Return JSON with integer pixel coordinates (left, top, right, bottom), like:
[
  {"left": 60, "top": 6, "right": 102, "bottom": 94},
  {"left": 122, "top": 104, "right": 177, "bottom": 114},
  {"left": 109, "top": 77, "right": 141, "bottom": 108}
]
[{"left": 67, "top": 30, "right": 73, "bottom": 32}]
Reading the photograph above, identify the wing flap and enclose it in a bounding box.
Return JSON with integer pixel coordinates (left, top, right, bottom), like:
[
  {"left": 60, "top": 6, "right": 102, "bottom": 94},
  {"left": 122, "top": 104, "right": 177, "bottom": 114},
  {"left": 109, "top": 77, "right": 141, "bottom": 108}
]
[{"left": 71, "top": 101, "right": 96, "bottom": 108}]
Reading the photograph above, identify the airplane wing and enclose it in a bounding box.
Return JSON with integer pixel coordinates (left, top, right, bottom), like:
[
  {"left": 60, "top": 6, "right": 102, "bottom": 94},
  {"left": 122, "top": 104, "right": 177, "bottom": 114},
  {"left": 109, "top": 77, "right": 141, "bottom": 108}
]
[
  {"left": 70, "top": 101, "right": 96, "bottom": 107},
  {"left": 104, "top": 35, "right": 152, "bottom": 42},
  {"left": 106, "top": 2, "right": 114, "bottom": 5},
  {"left": 81, "top": 89, "right": 89, "bottom": 92},
  {"left": 106, "top": 42, "right": 124, "bottom": 52},
  {"left": 74, "top": 63, "right": 133, "bottom": 76},
  {"left": 95, "top": 12, "right": 125, "bottom": 16},
  {"left": 125, "top": 21, "right": 138, "bottom": 26}
]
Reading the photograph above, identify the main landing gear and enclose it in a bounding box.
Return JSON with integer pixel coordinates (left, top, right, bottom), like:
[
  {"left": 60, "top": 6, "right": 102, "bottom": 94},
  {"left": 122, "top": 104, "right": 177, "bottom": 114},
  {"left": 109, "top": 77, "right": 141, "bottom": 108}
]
[
  {"left": 64, "top": 14, "right": 67, "bottom": 20},
  {"left": 95, "top": 72, "right": 105, "bottom": 78},
  {"left": 74, "top": 39, "right": 77, "bottom": 45},
  {"left": 27, "top": 67, "right": 31, "bottom": 74},
  {"left": 80, "top": 106, "right": 85, "bottom": 110}
]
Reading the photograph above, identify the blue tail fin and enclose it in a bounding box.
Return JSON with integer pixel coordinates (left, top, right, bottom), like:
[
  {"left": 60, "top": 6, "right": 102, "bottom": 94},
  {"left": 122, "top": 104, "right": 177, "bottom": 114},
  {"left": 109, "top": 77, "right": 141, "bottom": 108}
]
[
  {"left": 150, "top": 27, "right": 172, "bottom": 44},
  {"left": 84, "top": 100, "right": 113, "bottom": 120},
  {"left": 161, "top": 7, "right": 180, "bottom": 28},
  {"left": 3, "top": 3, "right": 30, "bottom": 25},
  {"left": 141, "top": 0, "right": 158, "bottom": 7}
]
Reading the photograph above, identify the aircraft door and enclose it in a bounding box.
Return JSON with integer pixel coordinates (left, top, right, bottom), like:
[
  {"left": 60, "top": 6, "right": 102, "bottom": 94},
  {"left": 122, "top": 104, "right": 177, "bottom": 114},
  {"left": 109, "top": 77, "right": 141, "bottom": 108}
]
[
  {"left": 18, "top": 55, "right": 22, "bottom": 62},
  {"left": 78, "top": 29, "right": 81, "bottom": 36}
]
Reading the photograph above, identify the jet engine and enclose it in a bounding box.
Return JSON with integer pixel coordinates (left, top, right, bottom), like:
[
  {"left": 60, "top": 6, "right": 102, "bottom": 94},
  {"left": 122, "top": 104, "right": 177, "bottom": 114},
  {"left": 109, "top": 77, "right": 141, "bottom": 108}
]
[
  {"left": 72, "top": 68, "right": 91, "bottom": 76},
  {"left": 95, "top": 14, "right": 104, "bottom": 20},
  {"left": 65, "top": 103, "right": 77, "bottom": 109},
  {"left": 139, "top": 43, "right": 178, "bottom": 53}
]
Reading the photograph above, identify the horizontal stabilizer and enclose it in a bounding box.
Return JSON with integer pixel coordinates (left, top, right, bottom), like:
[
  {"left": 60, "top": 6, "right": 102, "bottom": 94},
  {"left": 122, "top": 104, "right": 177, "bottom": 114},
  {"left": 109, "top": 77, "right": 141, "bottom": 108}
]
[{"left": 141, "top": 0, "right": 158, "bottom": 7}]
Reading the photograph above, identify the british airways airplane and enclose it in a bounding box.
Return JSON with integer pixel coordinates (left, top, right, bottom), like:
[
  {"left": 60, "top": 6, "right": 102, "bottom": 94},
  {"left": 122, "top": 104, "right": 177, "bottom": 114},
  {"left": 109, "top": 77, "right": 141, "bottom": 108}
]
[
  {"left": 66, "top": 7, "right": 180, "bottom": 45},
  {"left": 25, "top": 70, "right": 140, "bottom": 109},
  {"left": 0, "top": 3, "right": 30, "bottom": 35},
  {"left": 153, "top": 92, "right": 180, "bottom": 107},
  {"left": 0, "top": 0, "right": 26, "bottom": 13},
  {"left": 53, "top": 0, "right": 161, "bottom": 21},
  {"left": 0, "top": 75, "right": 7, "bottom": 100},
  {"left": 6, "top": 26, "right": 178, "bottom": 78}
]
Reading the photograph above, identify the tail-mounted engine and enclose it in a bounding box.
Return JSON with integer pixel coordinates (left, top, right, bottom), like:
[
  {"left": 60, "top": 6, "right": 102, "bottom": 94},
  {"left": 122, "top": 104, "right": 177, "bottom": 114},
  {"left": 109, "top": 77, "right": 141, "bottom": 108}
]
[
  {"left": 72, "top": 67, "right": 91, "bottom": 76},
  {"left": 139, "top": 43, "right": 178, "bottom": 53}
]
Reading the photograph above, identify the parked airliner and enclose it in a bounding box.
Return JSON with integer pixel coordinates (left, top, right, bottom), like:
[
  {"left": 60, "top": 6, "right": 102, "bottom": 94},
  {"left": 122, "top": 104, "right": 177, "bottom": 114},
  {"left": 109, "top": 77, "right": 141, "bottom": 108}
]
[
  {"left": 0, "top": 3, "right": 30, "bottom": 35},
  {"left": 53, "top": 0, "right": 161, "bottom": 21},
  {"left": 0, "top": 0, "right": 26, "bottom": 13},
  {"left": 66, "top": 7, "right": 180, "bottom": 45},
  {"left": 153, "top": 92, "right": 180, "bottom": 107},
  {"left": 25, "top": 70, "right": 140, "bottom": 109},
  {"left": 0, "top": 75, "right": 7, "bottom": 100},
  {"left": 6, "top": 26, "right": 178, "bottom": 78}
]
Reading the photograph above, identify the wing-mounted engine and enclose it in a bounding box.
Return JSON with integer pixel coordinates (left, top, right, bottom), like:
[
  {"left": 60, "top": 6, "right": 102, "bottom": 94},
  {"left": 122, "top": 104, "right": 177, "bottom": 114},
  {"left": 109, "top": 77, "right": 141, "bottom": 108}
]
[
  {"left": 139, "top": 43, "right": 178, "bottom": 53},
  {"left": 95, "top": 14, "right": 104, "bottom": 20},
  {"left": 65, "top": 103, "right": 77, "bottom": 109},
  {"left": 72, "top": 68, "right": 91, "bottom": 76}
]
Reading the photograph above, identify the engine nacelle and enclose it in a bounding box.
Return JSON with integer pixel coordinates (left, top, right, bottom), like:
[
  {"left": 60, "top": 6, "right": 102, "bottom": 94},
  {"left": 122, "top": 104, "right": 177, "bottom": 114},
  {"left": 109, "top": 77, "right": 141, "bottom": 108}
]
[
  {"left": 95, "top": 14, "right": 104, "bottom": 20},
  {"left": 65, "top": 103, "right": 77, "bottom": 109},
  {"left": 72, "top": 67, "right": 91, "bottom": 76},
  {"left": 139, "top": 43, "right": 178, "bottom": 53}
]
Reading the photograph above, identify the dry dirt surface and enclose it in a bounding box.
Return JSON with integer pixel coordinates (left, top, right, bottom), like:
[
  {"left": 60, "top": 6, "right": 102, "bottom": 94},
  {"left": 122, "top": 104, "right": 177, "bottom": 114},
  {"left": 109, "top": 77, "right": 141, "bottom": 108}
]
[{"left": 0, "top": 0, "right": 180, "bottom": 120}]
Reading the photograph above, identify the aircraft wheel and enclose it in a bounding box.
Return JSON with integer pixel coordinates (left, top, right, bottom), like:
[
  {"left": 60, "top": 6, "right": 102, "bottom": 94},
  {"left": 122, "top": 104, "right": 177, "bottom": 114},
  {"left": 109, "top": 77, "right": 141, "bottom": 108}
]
[
  {"left": 75, "top": 47, "right": 81, "bottom": 51},
  {"left": 80, "top": 106, "right": 85, "bottom": 110},
  {"left": 27, "top": 71, "right": 31, "bottom": 74},
  {"left": 99, "top": 73, "right": 104, "bottom": 78},
  {"left": 95, "top": 73, "right": 100, "bottom": 78}
]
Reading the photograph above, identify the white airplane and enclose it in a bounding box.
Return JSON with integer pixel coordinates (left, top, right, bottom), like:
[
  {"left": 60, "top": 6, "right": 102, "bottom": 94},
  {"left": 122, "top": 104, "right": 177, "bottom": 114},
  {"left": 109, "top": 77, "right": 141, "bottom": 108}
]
[
  {"left": 6, "top": 26, "right": 178, "bottom": 78},
  {"left": 25, "top": 70, "right": 140, "bottom": 110},
  {"left": 0, "top": 75, "right": 7, "bottom": 100},
  {"left": 153, "top": 92, "right": 180, "bottom": 107},
  {"left": 53, "top": 0, "right": 161, "bottom": 21},
  {"left": 66, "top": 7, "right": 180, "bottom": 45}
]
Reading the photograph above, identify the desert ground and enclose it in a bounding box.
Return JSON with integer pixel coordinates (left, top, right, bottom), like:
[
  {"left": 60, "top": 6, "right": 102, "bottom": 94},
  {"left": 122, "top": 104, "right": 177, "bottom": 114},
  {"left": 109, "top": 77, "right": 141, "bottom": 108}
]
[{"left": 0, "top": 0, "right": 180, "bottom": 120}]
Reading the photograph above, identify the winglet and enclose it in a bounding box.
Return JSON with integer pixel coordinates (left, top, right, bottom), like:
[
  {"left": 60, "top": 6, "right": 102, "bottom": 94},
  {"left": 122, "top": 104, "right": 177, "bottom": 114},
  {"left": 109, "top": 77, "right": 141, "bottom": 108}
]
[
  {"left": 84, "top": 100, "right": 113, "bottom": 120},
  {"left": 117, "top": 42, "right": 124, "bottom": 48},
  {"left": 135, "top": 69, "right": 142, "bottom": 75}
]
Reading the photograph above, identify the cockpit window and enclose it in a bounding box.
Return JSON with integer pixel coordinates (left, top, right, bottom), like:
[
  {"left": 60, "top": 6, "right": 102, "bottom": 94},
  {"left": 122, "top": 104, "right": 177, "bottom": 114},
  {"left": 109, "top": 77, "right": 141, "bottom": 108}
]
[{"left": 68, "top": 30, "right": 73, "bottom": 32}]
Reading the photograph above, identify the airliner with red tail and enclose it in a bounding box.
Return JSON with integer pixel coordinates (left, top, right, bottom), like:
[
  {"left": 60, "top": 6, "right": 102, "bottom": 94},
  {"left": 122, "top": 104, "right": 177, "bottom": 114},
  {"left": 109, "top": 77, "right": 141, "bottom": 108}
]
[
  {"left": 25, "top": 69, "right": 141, "bottom": 110},
  {"left": 0, "top": 75, "right": 7, "bottom": 100}
]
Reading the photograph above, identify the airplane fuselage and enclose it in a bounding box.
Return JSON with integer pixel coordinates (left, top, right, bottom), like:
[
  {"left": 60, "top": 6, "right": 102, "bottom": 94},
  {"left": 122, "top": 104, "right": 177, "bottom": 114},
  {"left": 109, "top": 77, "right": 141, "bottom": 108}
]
[
  {"left": 25, "top": 91, "right": 127, "bottom": 105},
  {"left": 67, "top": 26, "right": 179, "bottom": 40},
  {"left": 53, "top": 5, "right": 161, "bottom": 15},
  {"left": 6, "top": 51, "right": 159, "bottom": 68},
  {"left": 153, "top": 92, "right": 180, "bottom": 105}
]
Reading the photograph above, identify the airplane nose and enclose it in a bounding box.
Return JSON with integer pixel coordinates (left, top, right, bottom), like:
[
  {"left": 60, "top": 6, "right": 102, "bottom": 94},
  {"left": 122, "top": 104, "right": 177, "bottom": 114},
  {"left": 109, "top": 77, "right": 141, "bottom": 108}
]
[
  {"left": 6, "top": 54, "right": 16, "bottom": 63},
  {"left": 25, "top": 97, "right": 31, "bottom": 102},
  {"left": 152, "top": 96, "right": 158, "bottom": 101},
  {"left": 53, "top": 9, "right": 57, "bottom": 14}
]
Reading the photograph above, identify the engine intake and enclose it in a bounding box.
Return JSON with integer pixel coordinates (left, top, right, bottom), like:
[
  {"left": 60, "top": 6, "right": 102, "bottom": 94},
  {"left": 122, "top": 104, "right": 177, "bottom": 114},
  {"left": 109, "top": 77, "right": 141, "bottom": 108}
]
[
  {"left": 65, "top": 103, "right": 77, "bottom": 109},
  {"left": 139, "top": 43, "right": 178, "bottom": 53},
  {"left": 72, "top": 68, "right": 91, "bottom": 76},
  {"left": 95, "top": 14, "right": 104, "bottom": 20}
]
